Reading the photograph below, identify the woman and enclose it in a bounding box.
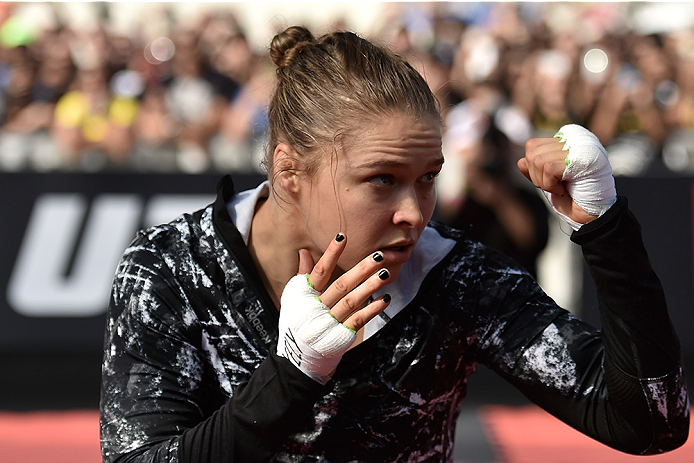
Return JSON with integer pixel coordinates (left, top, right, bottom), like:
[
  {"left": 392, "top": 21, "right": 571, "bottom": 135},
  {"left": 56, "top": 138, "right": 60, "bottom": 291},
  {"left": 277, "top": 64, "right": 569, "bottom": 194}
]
[{"left": 100, "top": 26, "right": 689, "bottom": 462}]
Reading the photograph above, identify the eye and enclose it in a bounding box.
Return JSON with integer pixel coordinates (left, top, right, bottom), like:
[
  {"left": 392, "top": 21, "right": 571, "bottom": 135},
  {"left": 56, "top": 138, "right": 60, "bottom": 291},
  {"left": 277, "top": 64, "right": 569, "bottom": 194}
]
[
  {"left": 369, "top": 174, "right": 394, "bottom": 186},
  {"left": 419, "top": 171, "right": 440, "bottom": 184}
]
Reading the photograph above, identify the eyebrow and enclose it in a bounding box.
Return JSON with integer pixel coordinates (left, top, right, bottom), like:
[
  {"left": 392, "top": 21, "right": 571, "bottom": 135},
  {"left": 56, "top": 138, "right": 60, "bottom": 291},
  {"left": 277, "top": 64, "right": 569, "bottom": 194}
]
[{"left": 353, "top": 156, "right": 445, "bottom": 170}]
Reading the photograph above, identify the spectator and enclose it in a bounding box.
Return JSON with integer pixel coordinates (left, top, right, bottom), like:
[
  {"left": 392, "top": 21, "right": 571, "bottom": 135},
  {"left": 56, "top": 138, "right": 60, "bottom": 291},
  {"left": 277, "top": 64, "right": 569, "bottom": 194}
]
[
  {"left": 131, "top": 85, "right": 178, "bottom": 172},
  {"left": 0, "top": 44, "right": 38, "bottom": 170},
  {"left": 159, "top": 27, "right": 237, "bottom": 173},
  {"left": 210, "top": 32, "right": 272, "bottom": 173},
  {"left": 437, "top": 104, "right": 549, "bottom": 278},
  {"left": 0, "top": 2, "right": 693, "bottom": 176},
  {"left": 662, "top": 27, "right": 694, "bottom": 173},
  {"left": 587, "top": 33, "right": 672, "bottom": 176},
  {"left": 52, "top": 64, "right": 139, "bottom": 170}
]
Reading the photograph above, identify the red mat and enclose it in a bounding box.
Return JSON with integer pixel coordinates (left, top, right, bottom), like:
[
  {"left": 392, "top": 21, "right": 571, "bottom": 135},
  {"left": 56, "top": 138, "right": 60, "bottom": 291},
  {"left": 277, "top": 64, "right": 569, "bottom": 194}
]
[
  {"left": 481, "top": 405, "right": 694, "bottom": 463},
  {"left": 0, "top": 407, "right": 692, "bottom": 463},
  {"left": 0, "top": 410, "right": 101, "bottom": 463}
]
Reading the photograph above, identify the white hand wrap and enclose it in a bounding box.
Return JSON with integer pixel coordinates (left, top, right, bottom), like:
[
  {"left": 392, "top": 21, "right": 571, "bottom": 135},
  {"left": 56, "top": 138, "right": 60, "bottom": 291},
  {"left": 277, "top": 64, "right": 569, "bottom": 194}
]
[
  {"left": 544, "top": 124, "right": 617, "bottom": 230},
  {"left": 276, "top": 274, "right": 356, "bottom": 384}
]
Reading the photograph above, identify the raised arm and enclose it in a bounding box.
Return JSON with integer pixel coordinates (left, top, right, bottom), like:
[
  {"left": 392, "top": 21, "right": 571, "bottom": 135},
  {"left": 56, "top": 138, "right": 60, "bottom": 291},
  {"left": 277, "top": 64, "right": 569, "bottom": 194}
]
[{"left": 493, "top": 125, "right": 691, "bottom": 453}]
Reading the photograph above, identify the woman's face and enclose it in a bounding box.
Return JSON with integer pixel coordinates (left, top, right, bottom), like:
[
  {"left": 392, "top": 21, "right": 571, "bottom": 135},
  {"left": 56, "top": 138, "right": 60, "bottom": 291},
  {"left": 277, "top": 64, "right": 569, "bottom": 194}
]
[{"left": 297, "top": 112, "right": 443, "bottom": 281}]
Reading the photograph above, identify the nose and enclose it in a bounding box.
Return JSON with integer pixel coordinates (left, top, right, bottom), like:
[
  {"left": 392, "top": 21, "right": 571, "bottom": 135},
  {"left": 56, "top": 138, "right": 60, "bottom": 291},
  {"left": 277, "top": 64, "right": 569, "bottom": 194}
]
[{"left": 392, "top": 188, "right": 425, "bottom": 228}]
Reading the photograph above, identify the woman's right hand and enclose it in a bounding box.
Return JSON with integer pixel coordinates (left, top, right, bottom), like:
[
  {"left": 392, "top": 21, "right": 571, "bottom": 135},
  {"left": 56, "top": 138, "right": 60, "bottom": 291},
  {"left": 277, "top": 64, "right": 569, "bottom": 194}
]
[{"left": 276, "top": 233, "right": 392, "bottom": 384}]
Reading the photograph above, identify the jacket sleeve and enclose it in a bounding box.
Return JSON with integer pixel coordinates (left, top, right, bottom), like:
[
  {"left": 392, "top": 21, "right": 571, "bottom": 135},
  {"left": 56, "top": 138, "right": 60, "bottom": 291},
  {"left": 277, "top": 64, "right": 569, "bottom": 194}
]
[
  {"left": 472, "top": 197, "right": 689, "bottom": 455},
  {"left": 177, "top": 352, "right": 330, "bottom": 463},
  {"left": 569, "top": 196, "right": 689, "bottom": 453},
  {"left": 100, "top": 233, "right": 328, "bottom": 463}
]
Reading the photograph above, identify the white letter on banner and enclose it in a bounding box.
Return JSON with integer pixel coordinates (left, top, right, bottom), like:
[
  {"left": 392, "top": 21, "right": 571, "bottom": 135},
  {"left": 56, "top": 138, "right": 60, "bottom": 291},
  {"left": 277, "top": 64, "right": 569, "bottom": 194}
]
[{"left": 7, "top": 194, "right": 142, "bottom": 317}]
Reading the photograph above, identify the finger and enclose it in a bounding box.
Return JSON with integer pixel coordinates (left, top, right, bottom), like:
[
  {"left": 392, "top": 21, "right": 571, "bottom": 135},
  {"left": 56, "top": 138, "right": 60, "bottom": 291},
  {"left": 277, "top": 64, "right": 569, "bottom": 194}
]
[
  {"left": 517, "top": 158, "right": 531, "bottom": 182},
  {"left": 524, "top": 145, "right": 566, "bottom": 189},
  {"left": 524, "top": 153, "right": 546, "bottom": 189},
  {"left": 526, "top": 141, "right": 567, "bottom": 172},
  {"left": 519, "top": 156, "right": 567, "bottom": 196},
  {"left": 524, "top": 138, "right": 565, "bottom": 178},
  {"left": 309, "top": 233, "right": 346, "bottom": 291},
  {"left": 342, "top": 294, "right": 392, "bottom": 332},
  {"left": 329, "top": 267, "right": 390, "bottom": 322},
  {"left": 541, "top": 160, "right": 569, "bottom": 196},
  {"left": 320, "top": 251, "right": 385, "bottom": 308},
  {"left": 526, "top": 137, "right": 566, "bottom": 154},
  {"left": 297, "top": 249, "right": 315, "bottom": 275}
]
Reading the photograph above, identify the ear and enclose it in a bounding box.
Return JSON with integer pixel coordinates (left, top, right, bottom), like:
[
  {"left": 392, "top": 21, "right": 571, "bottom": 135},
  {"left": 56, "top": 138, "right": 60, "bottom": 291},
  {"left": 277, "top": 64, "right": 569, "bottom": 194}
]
[{"left": 273, "top": 143, "right": 302, "bottom": 195}]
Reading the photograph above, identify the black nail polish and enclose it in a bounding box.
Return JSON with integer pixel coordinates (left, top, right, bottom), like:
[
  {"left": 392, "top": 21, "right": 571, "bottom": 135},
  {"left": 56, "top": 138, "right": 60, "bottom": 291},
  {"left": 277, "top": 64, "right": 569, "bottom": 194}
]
[
  {"left": 372, "top": 252, "right": 383, "bottom": 262},
  {"left": 382, "top": 294, "right": 391, "bottom": 303},
  {"left": 335, "top": 233, "right": 345, "bottom": 242},
  {"left": 378, "top": 269, "right": 389, "bottom": 280}
]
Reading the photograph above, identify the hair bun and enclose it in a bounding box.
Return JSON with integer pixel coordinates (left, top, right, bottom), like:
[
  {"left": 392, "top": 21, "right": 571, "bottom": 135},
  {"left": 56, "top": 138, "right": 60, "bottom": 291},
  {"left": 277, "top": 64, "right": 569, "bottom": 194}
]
[{"left": 270, "top": 25, "right": 316, "bottom": 69}]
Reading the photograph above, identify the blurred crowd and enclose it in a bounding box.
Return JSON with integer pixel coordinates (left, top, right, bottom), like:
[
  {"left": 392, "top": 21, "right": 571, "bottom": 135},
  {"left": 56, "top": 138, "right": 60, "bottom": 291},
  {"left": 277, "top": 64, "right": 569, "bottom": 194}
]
[{"left": 2, "top": 1, "right": 694, "bottom": 177}]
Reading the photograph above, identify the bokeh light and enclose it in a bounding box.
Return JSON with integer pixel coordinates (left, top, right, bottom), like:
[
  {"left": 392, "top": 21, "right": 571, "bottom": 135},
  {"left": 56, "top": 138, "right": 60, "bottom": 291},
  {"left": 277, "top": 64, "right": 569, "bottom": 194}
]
[{"left": 583, "top": 48, "right": 609, "bottom": 74}]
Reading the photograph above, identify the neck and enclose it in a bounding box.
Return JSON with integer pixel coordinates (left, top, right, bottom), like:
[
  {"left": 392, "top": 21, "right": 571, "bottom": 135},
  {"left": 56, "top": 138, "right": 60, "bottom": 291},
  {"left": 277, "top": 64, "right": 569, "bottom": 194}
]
[{"left": 248, "top": 193, "right": 305, "bottom": 309}]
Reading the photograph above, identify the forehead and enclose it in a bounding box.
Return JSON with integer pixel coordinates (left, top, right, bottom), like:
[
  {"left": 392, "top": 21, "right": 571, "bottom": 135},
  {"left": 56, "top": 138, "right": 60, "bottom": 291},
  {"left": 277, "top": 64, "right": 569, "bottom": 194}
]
[{"left": 341, "top": 113, "right": 442, "bottom": 164}]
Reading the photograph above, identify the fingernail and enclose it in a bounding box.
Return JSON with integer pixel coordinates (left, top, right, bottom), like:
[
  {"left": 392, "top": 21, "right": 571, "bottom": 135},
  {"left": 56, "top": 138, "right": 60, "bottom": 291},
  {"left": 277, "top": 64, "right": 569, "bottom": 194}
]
[
  {"left": 378, "top": 269, "right": 389, "bottom": 280},
  {"left": 382, "top": 293, "right": 391, "bottom": 303},
  {"left": 372, "top": 252, "right": 383, "bottom": 262},
  {"left": 335, "top": 233, "right": 345, "bottom": 242}
]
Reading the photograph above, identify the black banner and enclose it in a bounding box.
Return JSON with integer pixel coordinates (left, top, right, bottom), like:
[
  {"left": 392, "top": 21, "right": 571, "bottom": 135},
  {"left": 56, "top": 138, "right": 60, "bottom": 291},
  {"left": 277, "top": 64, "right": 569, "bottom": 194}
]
[
  {"left": 1, "top": 173, "right": 693, "bottom": 355},
  {"left": 581, "top": 177, "right": 694, "bottom": 354},
  {"left": 0, "top": 172, "right": 264, "bottom": 350}
]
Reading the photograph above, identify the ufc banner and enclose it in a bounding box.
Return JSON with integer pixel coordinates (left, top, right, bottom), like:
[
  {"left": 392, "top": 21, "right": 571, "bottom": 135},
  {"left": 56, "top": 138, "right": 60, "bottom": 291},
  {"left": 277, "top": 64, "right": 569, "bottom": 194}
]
[
  {"left": 0, "top": 173, "right": 693, "bottom": 354},
  {"left": 0, "top": 172, "right": 264, "bottom": 350}
]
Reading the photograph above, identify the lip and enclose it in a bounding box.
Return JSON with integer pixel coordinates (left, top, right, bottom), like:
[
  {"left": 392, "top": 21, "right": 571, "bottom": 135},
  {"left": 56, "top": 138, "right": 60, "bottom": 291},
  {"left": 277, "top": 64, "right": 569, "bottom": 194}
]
[{"left": 380, "top": 242, "right": 415, "bottom": 264}]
